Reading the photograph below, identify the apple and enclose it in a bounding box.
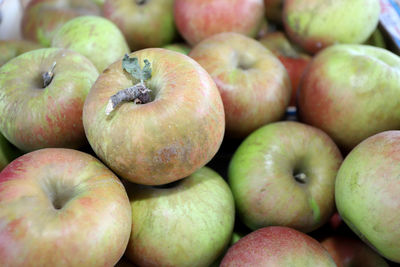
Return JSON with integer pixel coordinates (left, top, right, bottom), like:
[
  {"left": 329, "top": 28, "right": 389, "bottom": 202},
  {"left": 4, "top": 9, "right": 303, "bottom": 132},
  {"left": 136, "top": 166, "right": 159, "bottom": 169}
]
[
  {"left": 103, "top": 0, "right": 177, "bottom": 51},
  {"left": 321, "top": 236, "right": 389, "bottom": 267},
  {"left": 220, "top": 226, "right": 336, "bottom": 266},
  {"left": 189, "top": 32, "right": 291, "bottom": 138},
  {"left": 335, "top": 131, "right": 400, "bottom": 263},
  {"left": 0, "top": 47, "right": 99, "bottom": 152},
  {"left": 123, "top": 166, "right": 235, "bottom": 266},
  {"left": 174, "top": 0, "right": 265, "bottom": 46},
  {"left": 228, "top": 121, "right": 342, "bottom": 233},
  {"left": 0, "top": 148, "right": 132, "bottom": 266},
  {"left": 0, "top": 133, "right": 21, "bottom": 171},
  {"left": 283, "top": 0, "right": 381, "bottom": 54},
  {"left": 0, "top": 40, "right": 43, "bottom": 66},
  {"left": 365, "top": 28, "right": 387, "bottom": 49},
  {"left": 264, "top": 0, "right": 283, "bottom": 24},
  {"left": 51, "top": 15, "right": 130, "bottom": 72},
  {"left": 21, "top": 0, "right": 100, "bottom": 46},
  {"left": 162, "top": 43, "right": 191, "bottom": 55},
  {"left": 297, "top": 44, "right": 400, "bottom": 152},
  {"left": 83, "top": 48, "right": 225, "bottom": 185},
  {"left": 259, "top": 31, "right": 311, "bottom": 107}
]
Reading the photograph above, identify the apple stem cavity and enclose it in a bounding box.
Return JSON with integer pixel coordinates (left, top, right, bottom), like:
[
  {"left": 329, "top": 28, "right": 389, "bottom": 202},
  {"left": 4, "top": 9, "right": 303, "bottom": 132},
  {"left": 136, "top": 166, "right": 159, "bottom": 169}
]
[
  {"left": 42, "top": 61, "right": 57, "bottom": 88},
  {"left": 135, "top": 0, "right": 147, "bottom": 5},
  {"left": 105, "top": 54, "right": 152, "bottom": 115}
]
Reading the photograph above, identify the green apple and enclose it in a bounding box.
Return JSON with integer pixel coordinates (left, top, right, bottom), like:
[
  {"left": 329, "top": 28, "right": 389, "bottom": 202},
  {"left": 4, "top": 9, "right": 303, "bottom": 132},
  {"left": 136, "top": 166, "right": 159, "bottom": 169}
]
[
  {"left": 297, "top": 44, "right": 400, "bottom": 152},
  {"left": 124, "top": 166, "right": 235, "bottom": 267},
  {"left": 0, "top": 48, "right": 99, "bottom": 152},
  {"left": 0, "top": 148, "right": 132, "bottom": 266},
  {"left": 189, "top": 32, "right": 291, "bottom": 138},
  {"left": 52, "top": 16, "right": 130, "bottom": 72},
  {"left": 162, "top": 43, "right": 191, "bottom": 55},
  {"left": 335, "top": 131, "right": 400, "bottom": 263},
  {"left": 228, "top": 121, "right": 342, "bottom": 233},
  {"left": 0, "top": 133, "right": 21, "bottom": 171},
  {"left": 103, "top": 0, "right": 177, "bottom": 51},
  {"left": 283, "top": 0, "right": 380, "bottom": 53}
]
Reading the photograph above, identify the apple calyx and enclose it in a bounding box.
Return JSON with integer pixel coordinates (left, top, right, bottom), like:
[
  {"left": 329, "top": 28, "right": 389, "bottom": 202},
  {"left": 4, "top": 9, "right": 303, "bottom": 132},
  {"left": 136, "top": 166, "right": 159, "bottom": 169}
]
[
  {"left": 42, "top": 62, "right": 57, "bottom": 88},
  {"left": 105, "top": 54, "right": 152, "bottom": 115}
]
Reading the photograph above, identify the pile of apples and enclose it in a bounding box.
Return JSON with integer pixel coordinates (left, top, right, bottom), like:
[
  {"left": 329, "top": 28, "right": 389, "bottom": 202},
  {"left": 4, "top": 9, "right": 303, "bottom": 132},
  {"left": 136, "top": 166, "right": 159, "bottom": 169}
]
[{"left": 1, "top": 0, "right": 400, "bottom": 266}]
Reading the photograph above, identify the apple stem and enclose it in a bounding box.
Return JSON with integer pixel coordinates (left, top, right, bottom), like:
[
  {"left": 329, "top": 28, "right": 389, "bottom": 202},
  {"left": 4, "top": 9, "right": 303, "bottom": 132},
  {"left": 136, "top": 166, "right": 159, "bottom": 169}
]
[
  {"left": 42, "top": 61, "right": 57, "bottom": 88},
  {"left": 135, "top": 0, "right": 146, "bottom": 5},
  {"left": 105, "top": 83, "right": 151, "bottom": 115},
  {"left": 294, "top": 173, "right": 307, "bottom": 184}
]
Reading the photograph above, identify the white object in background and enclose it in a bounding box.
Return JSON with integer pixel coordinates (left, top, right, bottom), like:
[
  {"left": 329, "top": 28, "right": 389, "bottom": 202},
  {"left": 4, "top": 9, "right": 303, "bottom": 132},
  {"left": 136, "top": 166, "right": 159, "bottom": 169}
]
[{"left": 0, "top": 0, "right": 23, "bottom": 40}]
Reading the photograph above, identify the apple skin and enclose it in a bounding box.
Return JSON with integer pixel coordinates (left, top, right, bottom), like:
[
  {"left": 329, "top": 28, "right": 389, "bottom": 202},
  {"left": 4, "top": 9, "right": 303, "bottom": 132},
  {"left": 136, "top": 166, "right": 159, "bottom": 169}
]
[
  {"left": 124, "top": 166, "right": 235, "bottom": 267},
  {"left": 220, "top": 226, "right": 336, "bottom": 266},
  {"left": 51, "top": 15, "right": 130, "bottom": 72},
  {"left": 83, "top": 48, "right": 225, "bottom": 185},
  {"left": 162, "top": 43, "right": 191, "bottom": 55},
  {"left": 189, "top": 32, "right": 291, "bottom": 138},
  {"left": 335, "top": 131, "right": 400, "bottom": 263},
  {"left": 0, "top": 48, "right": 99, "bottom": 152},
  {"left": 321, "top": 236, "right": 389, "bottom": 267},
  {"left": 259, "top": 31, "right": 311, "bottom": 106},
  {"left": 0, "top": 148, "right": 132, "bottom": 267},
  {"left": 174, "top": 0, "right": 265, "bottom": 46},
  {"left": 283, "top": 0, "right": 380, "bottom": 54},
  {"left": 103, "top": 0, "right": 177, "bottom": 51},
  {"left": 297, "top": 44, "right": 400, "bottom": 152},
  {"left": 0, "top": 134, "right": 21, "bottom": 171},
  {"left": 228, "top": 121, "right": 342, "bottom": 233},
  {"left": 21, "top": 0, "right": 100, "bottom": 46},
  {"left": 0, "top": 40, "right": 43, "bottom": 66}
]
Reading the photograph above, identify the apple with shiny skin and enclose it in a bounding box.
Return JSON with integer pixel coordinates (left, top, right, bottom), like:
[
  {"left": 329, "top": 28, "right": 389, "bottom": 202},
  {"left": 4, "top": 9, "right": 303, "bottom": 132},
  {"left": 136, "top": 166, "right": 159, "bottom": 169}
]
[
  {"left": 124, "top": 167, "right": 235, "bottom": 267},
  {"left": 174, "top": 0, "right": 265, "bottom": 46},
  {"left": 21, "top": 0, "right": 100, "bottom": 46},
  {"left": 283, "top": 0, "right": 380, "bottom": 54},
  {"left": 335, "top": 131, "right": 400, "bottom": 263},
  {"left": 220, "top": 226, "right": 336, "bottom": 266},
  {"left": 0, "top": 48, "right": 99, "bottom": 152},
  {"left": 321, "top": 236, "right": 389, "bottom": 267},
  {"left": 298, "top": 44, "right": 400, "bottom": 152},
  {"left": 83, "top": 48, "right": 225, "bottom": 185},
  {"left": 190, "top": 32, "right": 291, "bottom": 138},
  {"left": 228, "top": 121, "right": 342, "bottom": 233},
  {"left": 259, "top": 31, "right": 311, "bottom": 107},
  {"left": 0, "top": 148, "right": 132, "bottom": 267},
  {"left": 51, "top": 15, "right": 130, "bottom": 72},
  {"left": 0, "top": 40, "right": 43, "bottom": 66},
  {"left": 103, "top": 0, "right": 177, "bottom": 51}
]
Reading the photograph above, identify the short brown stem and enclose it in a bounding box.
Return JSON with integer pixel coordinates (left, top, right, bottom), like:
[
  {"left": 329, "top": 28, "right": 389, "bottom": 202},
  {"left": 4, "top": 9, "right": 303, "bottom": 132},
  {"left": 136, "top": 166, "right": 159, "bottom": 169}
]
[
  {"left": 294, "top": 173, "right": 307, "bottom": 184},
  {"left": 42, "top": 61, "right": 56, "bottom": 88},
  {"left": 105, "top": 83, "right": 152, "bottom": 115}
]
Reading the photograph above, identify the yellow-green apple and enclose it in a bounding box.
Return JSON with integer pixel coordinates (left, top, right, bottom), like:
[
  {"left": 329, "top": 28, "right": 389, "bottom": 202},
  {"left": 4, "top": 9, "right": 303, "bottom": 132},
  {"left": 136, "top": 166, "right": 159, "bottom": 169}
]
[
  {"left": 0, "top": 148, "right": 132, "bottom": 267},
  {"left": 21, "top": 0, "right": 100, "bottom": 46},
  {"left": 0, "top": 48, "right": 99, "bottom": 152},
  {"left": 283, "top": 0, "right": 380, "bottom": 54},
  {"left": 162, "top": 43, "right": 191, "bottom": 55},
  {"left": 335, "top": 131, "right": 400, "bottom": 263},
  {"left": 228, "top": 121, "right": 342, "bottom": 232},
  {"left": 297, "top": 44, "right": 400, "bottom": 152},
  {"left": 264, "top": 0, "right": 283, "bottom": 24},
  {"left": 174, "top": 0, "right": 265, "bottom": 46},
  {"left": 0, "top": 40, "right": 43, "bottom": 66},
  {"left": 220, "top": 226, "right": 336, "bottom": 266},
  {"left": 0, "top": 134, "right": 21, "bottom": 171},
  {"left": 365, "top": 28, "right": 387, "bottom": 49},
  {"left": 124, "top": 167, "right": 235, "bottom": 267},
  {"left": 103, "top": 0, "right": 177, "bottom": 51},
  {"left": 321, "top": 236, "right": 389, "bottom": 267},
  {"left": 83, "top": 48, "right": 225, "bottom": 185},
  {"left": 51, "top": 15, "right": 130, "bottom": 72},
  {"left": 259, "top": 31, "right": 311, "bottom": 107},
  {"left": 190, "top": 32, "right": 291, "bottom": 138}
]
